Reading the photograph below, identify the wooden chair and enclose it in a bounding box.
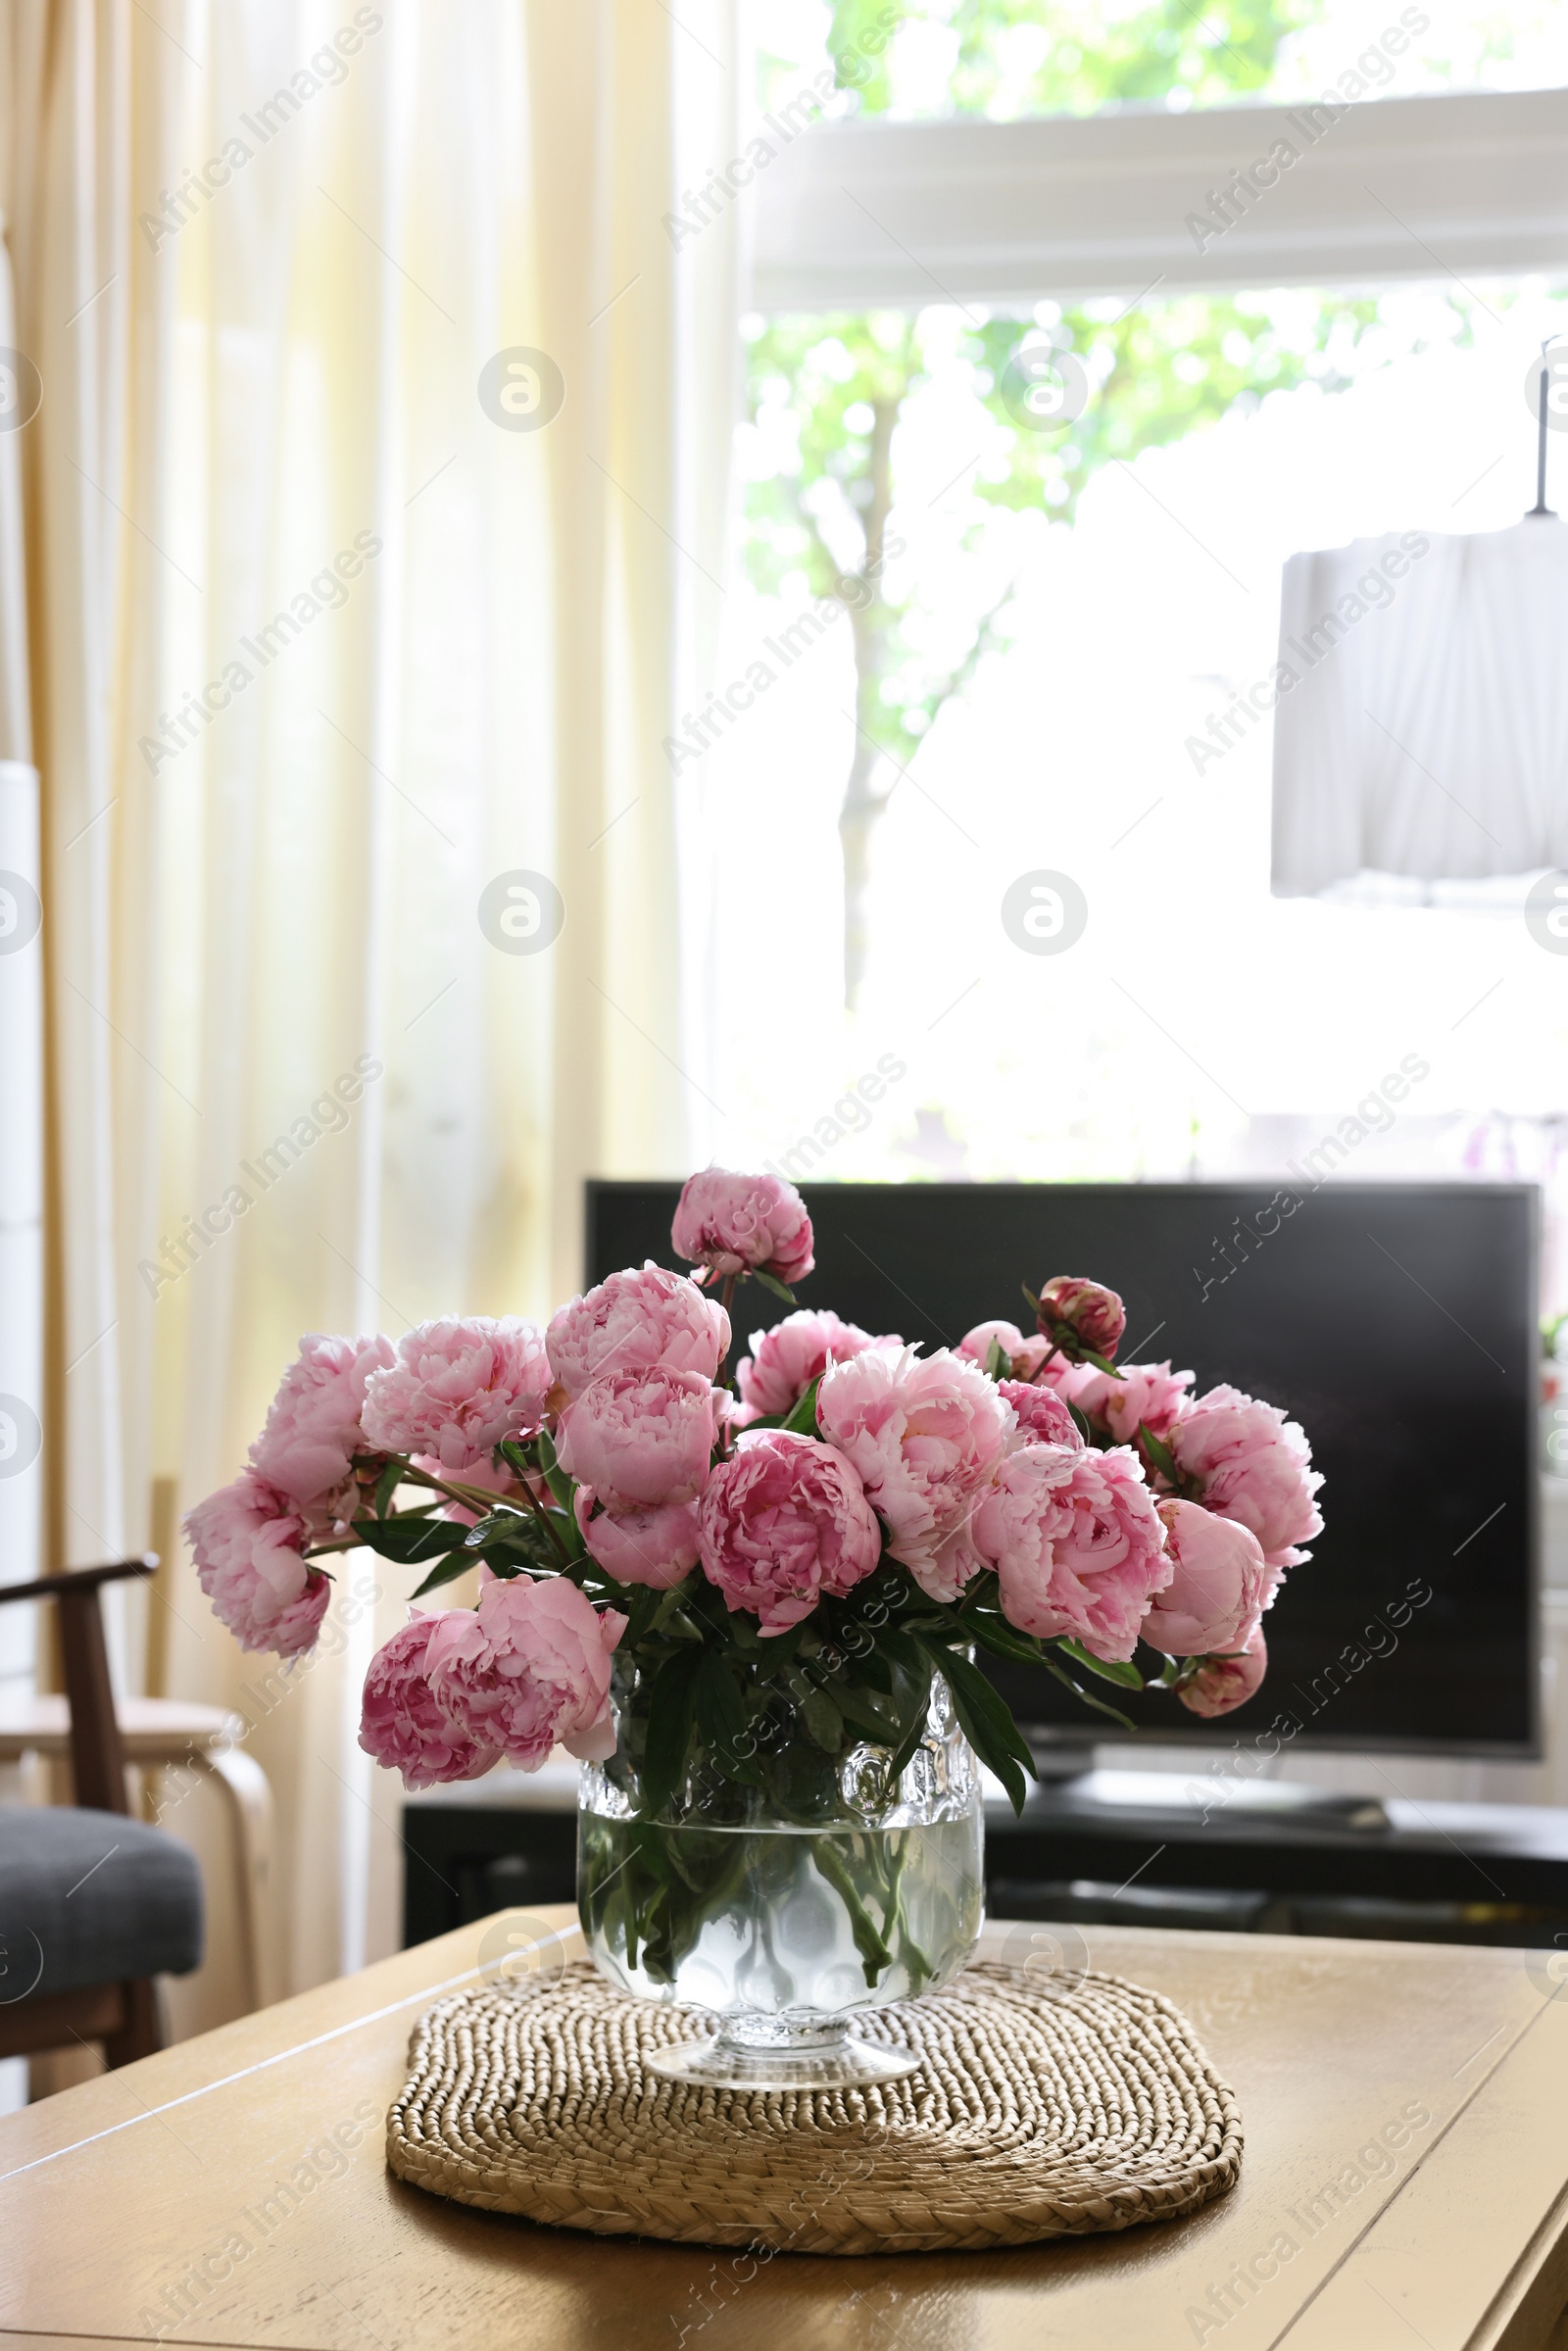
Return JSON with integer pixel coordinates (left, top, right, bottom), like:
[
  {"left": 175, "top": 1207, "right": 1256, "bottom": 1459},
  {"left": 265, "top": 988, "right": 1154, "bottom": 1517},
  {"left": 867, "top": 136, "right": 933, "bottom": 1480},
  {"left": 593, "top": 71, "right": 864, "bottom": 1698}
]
[
  {"left": 0, "top": 1558, "right": 206, "bottom": 2066},
  {"left": 0, "top": 1561, "right": 277, "bottom": 2011}
]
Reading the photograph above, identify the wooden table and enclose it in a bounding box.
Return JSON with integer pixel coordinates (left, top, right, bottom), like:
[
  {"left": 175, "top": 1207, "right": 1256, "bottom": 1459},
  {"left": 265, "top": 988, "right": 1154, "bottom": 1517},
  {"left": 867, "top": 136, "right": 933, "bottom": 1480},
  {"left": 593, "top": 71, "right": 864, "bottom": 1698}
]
[{"left": 3, "top": 1909, "right": 1568, "bottom": 2350}]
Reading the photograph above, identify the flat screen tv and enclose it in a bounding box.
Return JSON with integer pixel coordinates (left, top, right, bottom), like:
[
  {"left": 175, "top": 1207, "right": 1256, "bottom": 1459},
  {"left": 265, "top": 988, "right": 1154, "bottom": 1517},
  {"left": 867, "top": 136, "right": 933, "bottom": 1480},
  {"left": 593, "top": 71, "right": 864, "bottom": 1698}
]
[{"left": 586, "top": 1181, "right": 1540, "bottom": 1759}]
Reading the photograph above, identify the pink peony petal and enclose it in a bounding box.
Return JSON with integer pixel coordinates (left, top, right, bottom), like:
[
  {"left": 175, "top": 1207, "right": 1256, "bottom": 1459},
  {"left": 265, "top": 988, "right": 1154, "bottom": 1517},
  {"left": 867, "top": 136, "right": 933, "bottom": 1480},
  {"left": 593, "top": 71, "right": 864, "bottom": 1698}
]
[
  {"left": 697, "top": 1430, "right": 881, "bottom": 1634},
  {"left": 671, "top": 1167, "right": 814, "bottom": 1286},
  {"left": 975, "top": 1442, "right": 1171, "bottom": 1664},
  {"left": 547, "top": 1262, "right": 729, "bottom": 1401},
  {"left": 362, "top": 1316, "right": 553, "bottom": 1472}
]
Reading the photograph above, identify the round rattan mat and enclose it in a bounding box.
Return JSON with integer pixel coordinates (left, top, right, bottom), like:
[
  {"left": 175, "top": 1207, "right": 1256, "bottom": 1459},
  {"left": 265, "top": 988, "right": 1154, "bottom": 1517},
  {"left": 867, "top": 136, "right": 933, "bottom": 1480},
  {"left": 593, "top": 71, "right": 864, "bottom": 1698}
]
[{"left": 386, "top": 1958, "right": 1242, "bottom": 2254}]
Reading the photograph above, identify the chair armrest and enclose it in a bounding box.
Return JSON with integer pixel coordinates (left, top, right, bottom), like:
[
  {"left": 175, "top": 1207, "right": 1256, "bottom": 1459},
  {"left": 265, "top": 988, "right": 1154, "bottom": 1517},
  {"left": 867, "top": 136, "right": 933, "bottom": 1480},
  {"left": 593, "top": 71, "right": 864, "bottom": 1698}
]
[
  {"left": 0, "top": 1556, "right": 158, "bottom": 1605},
  {"left": 0, "top": 1558, "right": 157, "bottom": 1813}
]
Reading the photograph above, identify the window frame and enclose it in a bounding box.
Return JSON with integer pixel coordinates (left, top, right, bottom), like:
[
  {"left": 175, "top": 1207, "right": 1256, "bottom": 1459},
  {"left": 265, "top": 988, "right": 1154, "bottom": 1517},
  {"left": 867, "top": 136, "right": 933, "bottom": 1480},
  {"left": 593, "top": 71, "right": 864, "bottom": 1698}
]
[{"left": 752, "top": 86, "right": 1568, "bottom": 308}]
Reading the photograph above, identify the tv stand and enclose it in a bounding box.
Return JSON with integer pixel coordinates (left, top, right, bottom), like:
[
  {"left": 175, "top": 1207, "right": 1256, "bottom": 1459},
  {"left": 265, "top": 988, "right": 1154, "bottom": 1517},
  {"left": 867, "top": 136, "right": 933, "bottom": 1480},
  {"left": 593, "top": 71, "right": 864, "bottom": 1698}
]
[
  {"left": 1032, "top": 1766, "right": 1391, "bottom": 1835},
  {"left": 986, "top": 1776, "right": 1568, "bottom": 1944}
]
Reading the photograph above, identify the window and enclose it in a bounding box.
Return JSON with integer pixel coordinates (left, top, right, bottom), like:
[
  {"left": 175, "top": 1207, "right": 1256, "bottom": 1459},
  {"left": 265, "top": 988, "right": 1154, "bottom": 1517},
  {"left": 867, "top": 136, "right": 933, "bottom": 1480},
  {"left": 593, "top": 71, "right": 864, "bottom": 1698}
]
[
  {"left": 682, "top": 4, "right": 1568, "bottom": 1237},
  {"left": 762, "top": 0, "right": 1568, "bottom": 122}
]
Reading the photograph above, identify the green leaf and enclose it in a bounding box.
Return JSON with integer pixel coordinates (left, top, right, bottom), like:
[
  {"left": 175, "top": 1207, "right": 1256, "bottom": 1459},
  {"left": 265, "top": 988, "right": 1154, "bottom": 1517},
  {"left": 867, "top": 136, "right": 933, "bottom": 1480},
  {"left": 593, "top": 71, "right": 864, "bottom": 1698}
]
[
  {"left": 832, "top": 1682, "right": 902, "bottom": 1739},
  {"left": 888, "top": 1692, "right": 929, "bottom": 1783},
  {"left": 1079, "top": 1347, "right": 1125, "bottom": 1379},
  {"left": 647, "top": 1578, "right": 697, "bottom": 1638},
  {"left": 983, "top": 1339, "right": 1011, "bottom": 1381},
  {"left": 965, "top": 1613, "right": 1049, "bottom": 1669},
  {"left": 372, "top": 1460, "right": 404, "bottom": 1519},
  {"left": 694, "top": 1649, "right": 750, "bottom": 1757},
  {"left": 1139, "top": 1420, "right": 1178, "bottom": 1484},
  {"left": 1020, "top": 1284, "right": 1040, "bottom": 1313},
  {"left": 640, "top": 1647, "right": 704, "bottom": 1815},
  {"left": 1035, "top": 1644, "right": 1138, "bottom": 1734},
  {"left": 350, "top": 1515, "right": 472, "bottom": 1564},
  {"left": 761, "top": 1617, "right": 810, "bottom": 1669},
  {"left": 533, "top": 1428, "right": 576, "bottom": 1515},
  {"left": 549, "top": 1502, "right": 586, "bottom": 1562},
  {"left": 753, "top": 1268, "right": 797, "bottom": 1304},
  {"left": 787, "top": 1671, "right": 845, "bottom": 1753},
  {"left": 910, "top": 1636, "right": 1037, "bottom": 1815},
  {"left": 875, "top": 1624, "right": 925, "bottom": 1681},
  {"left": 937, "top": 1644, "right": 1037, "bottom": 1770},
  {"left": 620, "top": 1584, "right": 661, "bottom": 1648},
  {"left": 1057, "top": 1638, "right": 1146, "bottom": 1690},
  {"left": 780, "top": 1375, "right": 821, "bottom": 1436},
  {"left": 409, "top": 1552, "right": 480, "bottom": 1600}
]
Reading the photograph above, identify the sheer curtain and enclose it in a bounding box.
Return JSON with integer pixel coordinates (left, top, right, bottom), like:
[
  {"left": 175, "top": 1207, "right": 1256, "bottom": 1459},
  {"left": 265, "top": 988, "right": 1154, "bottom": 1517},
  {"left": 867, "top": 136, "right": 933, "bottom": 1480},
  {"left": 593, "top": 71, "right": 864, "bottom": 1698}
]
[{"left": 3, "top": 0, "right": 737, "bottom": 2027}]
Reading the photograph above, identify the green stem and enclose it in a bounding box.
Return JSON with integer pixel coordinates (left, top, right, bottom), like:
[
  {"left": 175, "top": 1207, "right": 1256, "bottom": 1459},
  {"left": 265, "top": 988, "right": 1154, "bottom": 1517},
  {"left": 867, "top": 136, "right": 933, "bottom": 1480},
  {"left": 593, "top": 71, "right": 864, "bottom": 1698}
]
[
  {"left": 506, "top": 1456, "right": 575, "bottom": 1566},
  {"left": 397, "top": 1461, "right": 518, "bottom": 1513},
  {"left": 713, "top": 1270, "right": 740, "bottom": 1392},
  {"left": 403, "top": 1458, "right": 572, "bottom": 1567},
  {"left": 813, "top": 1837, "right": 895, "bottom": 1988}
]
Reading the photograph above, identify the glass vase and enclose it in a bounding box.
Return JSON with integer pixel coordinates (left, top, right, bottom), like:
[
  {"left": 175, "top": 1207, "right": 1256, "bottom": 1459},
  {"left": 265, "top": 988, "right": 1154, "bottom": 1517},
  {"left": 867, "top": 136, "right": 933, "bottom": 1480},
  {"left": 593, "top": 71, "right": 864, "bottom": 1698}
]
[{"left": 577, "top": 1656, "right": 985, "bottom": 2088}]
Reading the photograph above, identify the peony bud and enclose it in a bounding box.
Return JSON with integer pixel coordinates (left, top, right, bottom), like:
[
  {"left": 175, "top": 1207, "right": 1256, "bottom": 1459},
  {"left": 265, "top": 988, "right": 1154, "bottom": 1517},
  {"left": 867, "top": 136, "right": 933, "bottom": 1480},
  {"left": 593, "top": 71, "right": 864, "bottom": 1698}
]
[
  {"left": 1142, "top": 1497, "right": 1269, "bottom": 1658},
  {"left": 1035, "top": 1275, "right": 1126, "bottom": 1364},
  {"left": 671, "top": 1167, "right": 814, "bottom": 1288},
  {"left": 1178, "top": 1636, "right": 1268, "bottom": 1718}
]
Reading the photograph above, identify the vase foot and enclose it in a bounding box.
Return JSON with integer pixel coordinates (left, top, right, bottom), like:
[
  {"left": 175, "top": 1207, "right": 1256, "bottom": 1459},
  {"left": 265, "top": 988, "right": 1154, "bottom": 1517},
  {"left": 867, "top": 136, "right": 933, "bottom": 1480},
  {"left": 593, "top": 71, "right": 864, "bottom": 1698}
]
[{"left": 646, "top": 2026, "right": 918, "bottom": 2091}]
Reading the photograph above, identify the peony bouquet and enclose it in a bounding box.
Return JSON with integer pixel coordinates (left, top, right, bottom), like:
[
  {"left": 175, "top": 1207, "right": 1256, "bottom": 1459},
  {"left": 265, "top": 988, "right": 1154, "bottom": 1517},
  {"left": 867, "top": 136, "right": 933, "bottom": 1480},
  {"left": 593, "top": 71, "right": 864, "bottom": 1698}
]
[{"left": 186, "top": 1168, "right": 1323, "bottom": 1813}]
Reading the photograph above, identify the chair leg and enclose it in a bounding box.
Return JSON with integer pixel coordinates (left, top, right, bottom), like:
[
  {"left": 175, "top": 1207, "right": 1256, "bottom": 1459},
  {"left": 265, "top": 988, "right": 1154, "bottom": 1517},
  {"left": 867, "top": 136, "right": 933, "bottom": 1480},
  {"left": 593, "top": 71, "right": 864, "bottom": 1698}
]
[
  {"left": 104, "top": 1979, "right": 162, "bottom": 2067},
  {"left": 198, "top": 1745, "right": 279, "bottom": 2011}
]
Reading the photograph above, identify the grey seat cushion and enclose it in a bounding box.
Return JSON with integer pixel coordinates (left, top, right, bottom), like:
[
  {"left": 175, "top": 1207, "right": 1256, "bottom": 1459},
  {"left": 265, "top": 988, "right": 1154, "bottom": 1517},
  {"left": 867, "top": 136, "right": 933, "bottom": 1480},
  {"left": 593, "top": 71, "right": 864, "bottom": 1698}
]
[{"left": 0, "top": 1806, "right": 203, "bottom": 1999}]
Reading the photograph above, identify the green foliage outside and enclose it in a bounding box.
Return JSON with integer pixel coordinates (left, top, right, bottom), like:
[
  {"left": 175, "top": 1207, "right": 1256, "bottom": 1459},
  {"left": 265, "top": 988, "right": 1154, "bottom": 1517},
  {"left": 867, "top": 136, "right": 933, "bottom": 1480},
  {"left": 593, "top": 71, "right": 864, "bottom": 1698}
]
[
  {"left": 742, "top": 1, "right": 1472, "bottom": 1002},
  {"left": 803, "top": 0, "right": 1327, "bottom": 119}
]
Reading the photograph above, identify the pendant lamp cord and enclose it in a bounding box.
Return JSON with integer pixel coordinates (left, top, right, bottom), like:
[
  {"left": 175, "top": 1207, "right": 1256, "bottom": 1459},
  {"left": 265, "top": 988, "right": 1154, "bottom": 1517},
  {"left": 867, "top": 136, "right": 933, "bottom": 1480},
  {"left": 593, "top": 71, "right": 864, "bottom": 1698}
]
[{"left": 1530, "top": 342, "right": 1557, "bottom": 519}]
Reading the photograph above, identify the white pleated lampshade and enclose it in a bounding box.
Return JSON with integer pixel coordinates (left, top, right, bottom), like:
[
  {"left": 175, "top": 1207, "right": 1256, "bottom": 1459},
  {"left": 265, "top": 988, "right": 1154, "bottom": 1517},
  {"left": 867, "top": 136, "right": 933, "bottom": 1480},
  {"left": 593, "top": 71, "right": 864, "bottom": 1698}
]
[{"left": 1270, "top": 518, "right": 1568, "bottom": 898}]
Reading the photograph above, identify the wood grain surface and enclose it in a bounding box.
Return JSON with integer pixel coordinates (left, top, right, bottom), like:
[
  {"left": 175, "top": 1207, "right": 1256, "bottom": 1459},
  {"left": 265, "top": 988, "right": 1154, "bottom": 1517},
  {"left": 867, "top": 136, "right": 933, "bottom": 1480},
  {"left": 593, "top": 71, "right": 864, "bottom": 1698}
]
[{"left": 2, "top": 1907, "right": 1565, "bottom": 2351}]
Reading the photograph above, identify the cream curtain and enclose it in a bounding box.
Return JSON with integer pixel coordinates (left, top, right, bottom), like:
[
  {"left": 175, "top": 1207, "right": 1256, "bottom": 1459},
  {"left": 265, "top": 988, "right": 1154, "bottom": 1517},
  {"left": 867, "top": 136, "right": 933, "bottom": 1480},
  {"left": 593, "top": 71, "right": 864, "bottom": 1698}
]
[{"left": 3, "top": 0, "right": 738, "bottom": 2027}]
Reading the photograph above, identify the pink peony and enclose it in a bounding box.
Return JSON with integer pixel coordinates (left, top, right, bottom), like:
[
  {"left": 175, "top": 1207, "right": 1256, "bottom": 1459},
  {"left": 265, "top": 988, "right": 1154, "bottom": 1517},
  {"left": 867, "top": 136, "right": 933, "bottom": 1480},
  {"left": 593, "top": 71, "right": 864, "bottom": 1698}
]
[
  {"left": 249, "top": 1332, "right": 393, "bottom": 1521},
  {"left": 697, "top": 1431, "right": 881, "bottom": 1635},
  {"left": 573, "top": 1490, "right": 701, "bottom": 1590},
  {"left": 975, "top": 1444, "right": 1171, "bottom": 1663},
  {"left": 736, "top": 1309, "right": 888, "bottom": 1419},
  {"left": 546, "top": 1263, "right": 729, "bottom": 1401},
  {"left": 185, "top": 1469, "right": 331, "bottom": 1657},
  {"left": 1140, "top": 1498, "right": 1270, "bottom": 1658},
  {"left": 957, "top": 1319, "right": 1056, "bottom": 1381},
  {"left": 423, "top": 1574, "right": 626, "bottom": 1768},
  {"left": 362, "top": 1317, "right": 553, "bottom": 1472},
  {"left": 1167, "top": 1384, "right": 1324, "bottom": 1568},
  {"left": 671, "top": 1167, "right": 814, "bottom": 1287},
  {"left": 358, "top": 1612, "right": 502, "bottom": 1788},
  {"left": 816, "top": 1347, "right": 1014, "bottom": 1601},
  {"left": 1179, "top": 1634, "right": 1268, "bottom": 1718},
  {"left": 957, "top": 1318, "right": 1024, "bottom": 1369},
  {"left": 1054, "top": 1359, "right": 1196, "bottom": 1448},
  {"left": 554, "top": 1364, "right": 719, "bottom": 1511},
  {"left": 1036, "top": 1275, "right": 1126, "bottom": 1362},
  {"left": 999, "top": 1379, "right": 1083, "bottom": 1450}
]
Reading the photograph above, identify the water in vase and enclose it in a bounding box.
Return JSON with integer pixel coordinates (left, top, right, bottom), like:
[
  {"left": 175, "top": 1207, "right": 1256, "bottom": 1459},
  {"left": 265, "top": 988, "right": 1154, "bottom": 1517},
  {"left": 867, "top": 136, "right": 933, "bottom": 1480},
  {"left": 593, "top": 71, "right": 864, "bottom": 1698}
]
[{"left": 578, "top": 1806, "right": 984, "bottom": 2016}]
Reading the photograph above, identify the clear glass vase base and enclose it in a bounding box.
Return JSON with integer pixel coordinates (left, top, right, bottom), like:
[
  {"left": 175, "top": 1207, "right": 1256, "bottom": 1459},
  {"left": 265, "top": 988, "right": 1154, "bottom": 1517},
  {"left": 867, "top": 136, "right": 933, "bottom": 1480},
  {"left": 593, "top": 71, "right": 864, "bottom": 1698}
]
[{"left": 646, "top": 2029, "right": 920, "bottom": 2091}]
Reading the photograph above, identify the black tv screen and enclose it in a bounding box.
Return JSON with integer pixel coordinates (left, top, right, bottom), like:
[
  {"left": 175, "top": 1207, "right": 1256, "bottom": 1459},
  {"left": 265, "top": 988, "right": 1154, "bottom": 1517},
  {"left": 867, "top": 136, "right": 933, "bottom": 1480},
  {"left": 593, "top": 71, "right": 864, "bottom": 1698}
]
[{"left": 586, "top": 1182, "right": 1540, "bottom": 1758}]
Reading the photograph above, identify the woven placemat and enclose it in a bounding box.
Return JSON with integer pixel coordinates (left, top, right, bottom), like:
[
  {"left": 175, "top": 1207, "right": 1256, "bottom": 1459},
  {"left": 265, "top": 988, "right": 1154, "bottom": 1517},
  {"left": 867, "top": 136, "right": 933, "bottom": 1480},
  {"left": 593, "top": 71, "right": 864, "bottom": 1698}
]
[{"left": 386, "top": 1957, "right": 1242, "bottom": 2253}]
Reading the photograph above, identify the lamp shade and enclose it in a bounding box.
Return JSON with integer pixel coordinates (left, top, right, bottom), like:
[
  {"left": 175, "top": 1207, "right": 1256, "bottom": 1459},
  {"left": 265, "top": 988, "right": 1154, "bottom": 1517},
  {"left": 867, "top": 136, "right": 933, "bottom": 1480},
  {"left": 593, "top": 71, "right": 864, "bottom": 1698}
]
[{"left": 1270, "top": 518, "right": 1568, "bottom": 897}]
